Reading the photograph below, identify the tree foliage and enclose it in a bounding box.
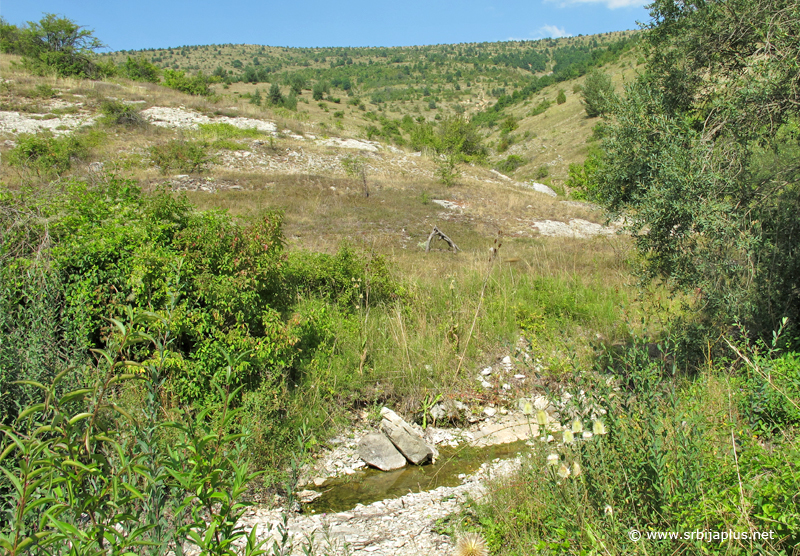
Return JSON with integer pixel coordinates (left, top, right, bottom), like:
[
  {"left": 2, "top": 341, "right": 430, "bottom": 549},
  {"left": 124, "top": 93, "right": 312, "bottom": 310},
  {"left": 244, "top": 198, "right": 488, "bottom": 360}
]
[
  {"left": 11, "top": 14, "right": 110, "bottom": 78},
  {"left": 596, "top": 0, "right": 800, "bottom": 343},
  {"left": 580, "top": 69, "right": 616, "bottom": 117}
]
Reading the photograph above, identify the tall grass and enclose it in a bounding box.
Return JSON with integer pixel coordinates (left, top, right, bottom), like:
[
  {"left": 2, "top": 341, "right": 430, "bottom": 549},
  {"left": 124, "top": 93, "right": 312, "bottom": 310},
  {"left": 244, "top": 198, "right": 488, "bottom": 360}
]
[{"left": 462, "top": 333, "right": 800, "bottom": 555}]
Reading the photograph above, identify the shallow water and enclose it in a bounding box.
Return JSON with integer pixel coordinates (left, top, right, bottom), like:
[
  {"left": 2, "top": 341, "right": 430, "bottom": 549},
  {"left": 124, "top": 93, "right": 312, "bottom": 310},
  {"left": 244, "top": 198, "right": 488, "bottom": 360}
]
[{"left": 306, "top": 439, "right": 526, "bottom": 514}]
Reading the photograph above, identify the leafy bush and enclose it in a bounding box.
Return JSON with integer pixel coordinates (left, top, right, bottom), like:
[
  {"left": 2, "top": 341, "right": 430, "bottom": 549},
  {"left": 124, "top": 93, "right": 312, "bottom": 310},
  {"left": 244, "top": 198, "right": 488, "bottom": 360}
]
[
  {"left": 7, "top": 132, "right": 91, "bottom": 175},
  {"left": 494, "top": 154, "right": 525, "bottom": 174},
  {"left": 149, "top": 140, "right": 212, "bottom": 174},
  {"left": 581, "top": 69, "right": 616, "bottom": 117},
  {"left": 529, "top": 99, "right": 551, "bottom": 117},
  {"left": 163, "top": 68, "right": 213, "bottom": 96},
  {"left": 99, "top": 100, "right": 146, "bottom": 126},
  {"left": 557, "top": 89, "right": 567, "bottom": 104},
  {"left": 15, "top": 14, "right": 110, "bottom": 79},
  {"left": 121, "top": 55, "right": 160, "bottom": 82},
  {"left": 0, "top": 312, "right": 279, "bottom": 555}
]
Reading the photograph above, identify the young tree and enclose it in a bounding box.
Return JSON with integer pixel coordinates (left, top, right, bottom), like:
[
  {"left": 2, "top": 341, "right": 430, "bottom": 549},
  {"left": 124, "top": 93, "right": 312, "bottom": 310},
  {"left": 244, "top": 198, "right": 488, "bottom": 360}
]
[
  {"left": 268, "top": 83, "right": 283, "bottom": 105},
  {"left": 596, "top": 0, "right": 800, "bottom": 344},
  {"left": 580, "top": 70, "right": 615, "bottom": 117},
  {"left": 20, "top": 14, "right": 108, "bottom": 78}
]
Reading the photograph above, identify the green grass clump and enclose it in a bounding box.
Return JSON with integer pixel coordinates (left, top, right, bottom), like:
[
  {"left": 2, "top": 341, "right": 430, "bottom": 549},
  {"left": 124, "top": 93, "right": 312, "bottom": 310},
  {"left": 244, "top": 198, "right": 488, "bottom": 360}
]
[{"left": 196, "top": 122, "right": 264, "bottom": 140}]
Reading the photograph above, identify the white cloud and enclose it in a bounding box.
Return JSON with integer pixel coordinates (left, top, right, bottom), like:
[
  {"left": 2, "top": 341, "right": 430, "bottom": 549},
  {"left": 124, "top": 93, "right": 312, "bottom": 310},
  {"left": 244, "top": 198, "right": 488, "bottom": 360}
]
[
  {"left": 552, "top": 0, "right": 647, "bottom": 9},
  {"left": 534, "top": 25, "right": 572, "bottom": 39}
]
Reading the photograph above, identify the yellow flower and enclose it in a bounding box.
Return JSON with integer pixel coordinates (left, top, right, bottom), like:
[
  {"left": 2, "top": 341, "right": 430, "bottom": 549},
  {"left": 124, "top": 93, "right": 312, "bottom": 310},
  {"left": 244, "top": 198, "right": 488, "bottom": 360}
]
[
  {"left": 536, "top": 409, "right": 548, "bottom": 427},
  {"left": 563, "top": 430, "right": 575, "bottom": 444},
  {"left": 571, "top": 418, "right": 583, "bottom": 434},
  {"left": 522, "top": 400, "right": 534, "bottom": 416},
  {"left": 572, "top": 462, "right": 581, "bottom": 477},
  {"left": 547, "top": 453, "right": 559, "bottom": 466},
  {"left": 557, "top": 464, "right": 571, "bottom": 479}
]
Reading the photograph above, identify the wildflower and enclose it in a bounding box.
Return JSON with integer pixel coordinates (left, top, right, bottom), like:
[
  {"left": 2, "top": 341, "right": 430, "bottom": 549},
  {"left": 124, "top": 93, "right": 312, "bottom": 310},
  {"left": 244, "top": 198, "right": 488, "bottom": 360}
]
[
  {"left": 604, "top": 505, "right": 613, "bottom": 516},
  {"left": 557, "top": 464, "right": 571, "bottom": 479},
  {"left": 592, "top": 419, "right": 608, "bottom": 435},
  {"left": 454, "top": 532, "right": 488, "bottom": 556},
  {"left": 547, "top": 453, "right": 559, "bottom": 466},
  {"left": 582, "top": 431, "right": 593, "bottom": 440},
  {"left": 571, "top": 418, "right": 583, "bottom": 434},
  {"left": 536, "top": 409, "right": 548, "bottom": 427},
  {"left": 562, "top": 429, "right": 574, "bottom": 444},
  {"left": 522, "top": 400, "right": 534, "bottom": 415},
  {"left": 572, "top": 462, "right": 581, "bottom": 477}
]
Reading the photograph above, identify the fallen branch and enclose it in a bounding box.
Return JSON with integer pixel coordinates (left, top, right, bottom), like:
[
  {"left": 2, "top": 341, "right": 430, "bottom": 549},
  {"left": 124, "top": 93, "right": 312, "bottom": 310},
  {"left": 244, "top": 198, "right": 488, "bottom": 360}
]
[{"left": 425, "top": 226, "right": 459, "bottom": 253}]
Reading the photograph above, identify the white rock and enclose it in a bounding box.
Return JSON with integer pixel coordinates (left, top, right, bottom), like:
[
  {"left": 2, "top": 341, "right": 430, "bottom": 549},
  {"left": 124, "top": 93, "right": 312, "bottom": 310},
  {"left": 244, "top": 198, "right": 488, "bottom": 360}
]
[
  {"left": 483, "top": 407, "right": 497, "bottom": 417},
  {"left": 480, "top": 380, "right": 492, "bottom": 388},
  {"left": 481, "top": 368, "right": 492, "bottom": 376}
]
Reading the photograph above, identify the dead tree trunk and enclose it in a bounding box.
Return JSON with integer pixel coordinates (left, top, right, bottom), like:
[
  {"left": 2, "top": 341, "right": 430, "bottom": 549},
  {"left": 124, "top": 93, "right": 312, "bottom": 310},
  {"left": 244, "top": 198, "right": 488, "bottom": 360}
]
[{"left": 425, "top": 226, "right": 459, "bottom": 253}]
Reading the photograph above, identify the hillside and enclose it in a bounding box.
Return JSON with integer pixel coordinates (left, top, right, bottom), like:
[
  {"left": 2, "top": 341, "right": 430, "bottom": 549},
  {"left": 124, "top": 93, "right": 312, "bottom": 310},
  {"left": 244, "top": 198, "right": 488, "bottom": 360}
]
[
  {"left": 3, "top": 8, "right": 796, "bottom": 554},
  {"left": 95, "top": 32, "right": 639, "bottom": 188}
]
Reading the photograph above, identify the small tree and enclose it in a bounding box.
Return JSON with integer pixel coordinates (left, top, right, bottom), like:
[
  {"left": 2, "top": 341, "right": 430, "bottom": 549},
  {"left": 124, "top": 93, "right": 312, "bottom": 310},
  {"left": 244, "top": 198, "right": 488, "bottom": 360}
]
[
  {"left": 250, "top": 88, "right": 262, "bottom": 106},
  {"left": 268, "top": 83, "right": 283, "bottom": 106},
  {"left": 581, "top": 70, "right": 616, "bottom": 117},
  {"left": 556, "top": 89, "right": 567, "bottom": 105},
  {"left": 19, "top": 14, "right": 108, "bottom": 78}
]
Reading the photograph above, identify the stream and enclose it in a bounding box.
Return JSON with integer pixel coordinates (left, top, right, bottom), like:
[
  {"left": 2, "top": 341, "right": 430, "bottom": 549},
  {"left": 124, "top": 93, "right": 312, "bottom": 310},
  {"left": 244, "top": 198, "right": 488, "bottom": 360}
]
[{"left": 307, "top": 439, "right": 527, "bottom": 513}]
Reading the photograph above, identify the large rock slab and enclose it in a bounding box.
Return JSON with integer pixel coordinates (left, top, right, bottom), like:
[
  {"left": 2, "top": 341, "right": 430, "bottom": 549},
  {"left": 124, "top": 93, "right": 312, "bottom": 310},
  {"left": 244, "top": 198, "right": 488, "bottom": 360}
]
[
  {"left": 380, "top": 407, "right": 435, "bottom": 465},
  {"left": 357, "top": 432, "right": 407, "bottom": 471}
]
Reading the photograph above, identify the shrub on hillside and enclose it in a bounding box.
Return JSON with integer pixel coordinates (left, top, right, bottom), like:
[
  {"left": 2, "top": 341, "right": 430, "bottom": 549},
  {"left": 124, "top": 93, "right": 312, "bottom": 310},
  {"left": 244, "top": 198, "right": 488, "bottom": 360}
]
[
  {"left": 121, "top": 55, "right": 160, "bottom": 83},
  {"left": 99, "top": 100, "right": 146, "bottom": 126},
  {"left": 581, "top": 69, "right": 616, "bottom": 117},
  {"left": 149, "top": 140, "right": 212, "bottom": 174},
  {"left": 494, "top": 154, "right": 525, "bottom": 174},
  {"left": 163, "top": 68, "right": 213, "bottom": 96},
  {"left": 7, "top": 132, "right": 92, "bottom": 175}
]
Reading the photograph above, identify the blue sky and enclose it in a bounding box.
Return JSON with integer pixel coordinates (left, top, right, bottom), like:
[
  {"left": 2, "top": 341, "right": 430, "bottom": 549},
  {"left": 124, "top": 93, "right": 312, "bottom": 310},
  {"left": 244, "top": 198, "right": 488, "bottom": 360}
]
[{"left": 1, "top": 0, "right": 650, "bottom": 51}]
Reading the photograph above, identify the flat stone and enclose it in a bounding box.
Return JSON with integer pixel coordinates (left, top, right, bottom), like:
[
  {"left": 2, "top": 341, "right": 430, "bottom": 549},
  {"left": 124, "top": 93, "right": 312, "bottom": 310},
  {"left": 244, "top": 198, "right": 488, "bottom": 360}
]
[
  {"left": 357, "top": 432, "right": 407, "bottom": 471},
  {"left": 380, "top": 408, "right": 435, "bottom": 465},
  {"left": 297, "top": 490, "right": 322, "bottom": 504}
]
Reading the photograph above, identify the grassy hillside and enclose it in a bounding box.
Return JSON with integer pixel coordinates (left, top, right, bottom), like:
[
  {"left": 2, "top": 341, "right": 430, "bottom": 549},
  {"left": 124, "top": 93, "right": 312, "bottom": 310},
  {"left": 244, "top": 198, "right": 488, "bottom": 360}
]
[
  {"left": 3, "top": 12, "right": 795, "bottom": 554},
  {"left": 96, "top": 32, "right": 640, "bottom": 188}
]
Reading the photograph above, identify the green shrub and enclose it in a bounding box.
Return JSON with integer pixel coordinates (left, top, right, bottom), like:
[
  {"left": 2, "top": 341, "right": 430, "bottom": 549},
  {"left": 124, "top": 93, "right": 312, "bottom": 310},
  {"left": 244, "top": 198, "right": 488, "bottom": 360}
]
[
  {"left": 149, "top": 140, "right": 212, "bottom": 174},
  {"left": 581, "top": 69, "right": 616, "bottom": 117},
  {"left": 17, "top": 14, "right": 110, "bottom": 79},
  {"left": 121, "top": 55, "right": 160, "bottom": 83},
  {"left": 494, "top": 154, "right": 525, "bottom": 174},
  {"left": 534, "top": 165, "right": 549, "bottom": 180},
  {"left": 268, "top": 83, "right": 283, "bottom": 105},
  {"left": 99, "top": 99, "right": 146, "bottom": 126},
  {"left": 557, "top": 89, "right": 567, "bottom": 104},
  {"left": 163, "top": 68, "right": 212, "bottom": 96},
  {"left": 7, "top": 132, "right": 91, "bottom": 175},
  {"left": 529, "top": 99, "right": 551, "bottom": 117},
  {"left": 0, "top": 311, "right": 278, "bottom": 555}
]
